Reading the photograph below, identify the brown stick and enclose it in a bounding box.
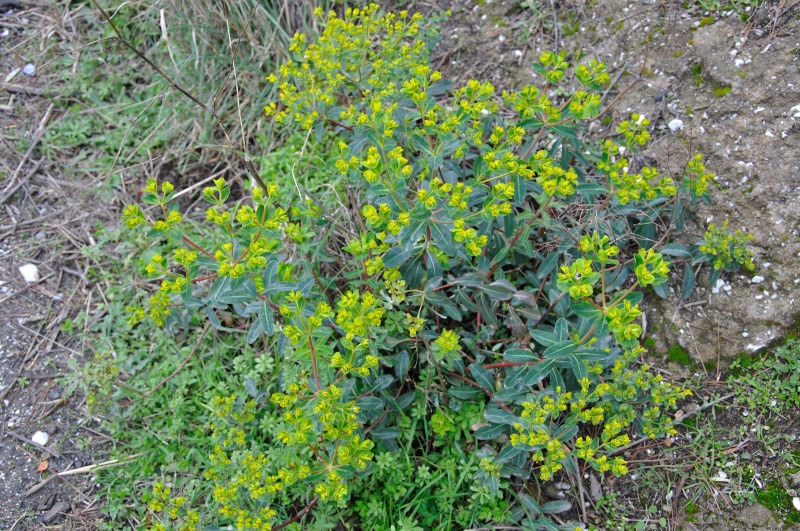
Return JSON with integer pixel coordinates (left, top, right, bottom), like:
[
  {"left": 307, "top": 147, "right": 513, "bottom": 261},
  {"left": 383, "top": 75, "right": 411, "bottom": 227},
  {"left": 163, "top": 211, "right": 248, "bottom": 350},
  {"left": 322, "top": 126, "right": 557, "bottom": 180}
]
[
  {"left": 0, "top": 81, "right": 45, "bottom": 96},
  {"left": 0, "top": 103, "right": 54, "bottom": 204}
]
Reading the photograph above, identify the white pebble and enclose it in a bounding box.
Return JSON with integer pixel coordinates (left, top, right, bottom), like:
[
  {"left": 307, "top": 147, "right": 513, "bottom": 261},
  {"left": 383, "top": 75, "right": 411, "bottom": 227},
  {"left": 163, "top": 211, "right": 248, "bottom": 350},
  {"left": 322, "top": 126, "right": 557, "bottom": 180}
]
[
  {"left": 22, "top": 63, "right": 35, "bottom": 76},
  {"left": 19, "top": 263, "right": 39, "bottom": 283},
  {"left": 751, "top": 276, "right": 765, "bottom": 284},
  {"left": 793, "top": 497, "right": 800, "bottom": 512},
  {"left": 668, "top": 119, "right": 684, "bottom": 132},
  {"left": 31, "top": 431, "right": 49, "bottom": 446}
]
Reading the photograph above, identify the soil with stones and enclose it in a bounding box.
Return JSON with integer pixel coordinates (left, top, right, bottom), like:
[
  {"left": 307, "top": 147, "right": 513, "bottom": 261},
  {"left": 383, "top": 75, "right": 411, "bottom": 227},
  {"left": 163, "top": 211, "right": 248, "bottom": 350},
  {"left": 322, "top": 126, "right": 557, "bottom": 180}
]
[{"left": 1, "top": 1, "right": 105, "bottom": 528}]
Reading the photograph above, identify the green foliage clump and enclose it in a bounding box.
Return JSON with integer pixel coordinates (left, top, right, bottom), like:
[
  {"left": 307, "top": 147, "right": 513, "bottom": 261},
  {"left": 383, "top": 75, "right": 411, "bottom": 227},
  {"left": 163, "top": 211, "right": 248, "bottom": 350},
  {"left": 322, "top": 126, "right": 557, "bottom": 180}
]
[
  {"left": 99, "top": 4, "right": 763, "bottom": 529},
  {"left": 755, "top": 480, "right": 800, "bottom": 524},
  {"left": 698, "top": 220, "right": 755, "bottom": 272},
  {"left": 667, "top": 345, "right": 692, "bottom": 366},
  {"left": 730, "top": 338, "right": 800, "bottom": 413}
]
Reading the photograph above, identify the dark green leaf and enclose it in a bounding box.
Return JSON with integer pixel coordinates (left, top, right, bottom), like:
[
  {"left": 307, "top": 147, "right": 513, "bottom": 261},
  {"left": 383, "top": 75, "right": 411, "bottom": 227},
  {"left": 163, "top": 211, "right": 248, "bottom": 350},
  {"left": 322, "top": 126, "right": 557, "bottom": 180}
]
[
  {"left": 474, "top": 423, "right": 508, "bottom": 440},
  {"left": 572, "top": 302, "right": 603, "bottom": 319},
  {"left": 537, "top": 251, "right": 562, "bottom": 280},
  {"left": 541, "top": 500, "right": 572, "bottom": 514},
  {"left": 484, "top": 408, "right": 519, "bottom": 425},
  {"left": 357, "top": 396, "right": 385, "bottom": 411},
  {"left": 370, "top": 428, "right": 401, "bottom": 440},
  {"left": 682, "top": 263, "right": 696, "bottom": 300},
  {"left": 652, "top": 281, "right": 669, "bottom": 299},
  {"left": 383, "top": 245, "right": 418, "bottom": 268},
  {"left": 524, "top": 360, "right": 554, "bottom": 386},
  {"left": 660, "top": 243, "right": 693, "bottom": 259},
  {"left": 543, "top": 340, "right": 578, "bottom": 360},
  {"left": 478, "top": 279, "right": 516, "bottom": 301},
  {"left": 469, "top": 363, "right": 496, "bottom": 392},
  {"left": 449, "top": 385, "right": 481, "bottom": 400},
  {"left": 504, "top": 348, "right": 538, "bottom": 363}
]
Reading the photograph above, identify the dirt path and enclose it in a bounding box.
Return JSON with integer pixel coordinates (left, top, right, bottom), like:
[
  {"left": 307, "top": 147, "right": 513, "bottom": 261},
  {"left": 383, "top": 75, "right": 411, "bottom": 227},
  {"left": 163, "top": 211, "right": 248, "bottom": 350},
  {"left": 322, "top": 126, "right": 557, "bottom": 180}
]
[{"left": 1, "top": 2, "right": 102, "bottom": 528}]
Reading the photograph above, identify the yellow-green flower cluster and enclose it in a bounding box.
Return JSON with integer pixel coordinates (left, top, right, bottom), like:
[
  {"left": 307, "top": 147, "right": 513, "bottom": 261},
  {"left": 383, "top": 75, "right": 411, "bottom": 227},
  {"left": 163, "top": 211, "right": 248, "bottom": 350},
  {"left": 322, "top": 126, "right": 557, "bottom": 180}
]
[
  {"left": 538, "top": 50, "right": 569, "bottom": 83},
  {"left": 633, "top": 248, "right": 670, "bottom": 287},
  {"left": 264, "top": 5, "right": 428, "bottom": 130},
  {"left": 510, "top": 395, "right": 571, "bottom": 480},
  {"left": 699, "top": 220, "right": 755, "bottom": 271},
  {"left": 579, "top": 232, "right": 620, "bottom": 265},
  {"left": 683, "top": 153, "right": 715, "bottom": 197},
  {"left": 335, "top": 290, "right": 385, "bottom": 340},
  {"left": 597, "top": 140, "right": 677, "bottom": 205},
  {"left": 528, "top": 149, "right": 578, "bottom": 197},
  {"left": 615, "top": 114, "right": 651, "bottom": 149},
  {"left": 146, "top": 481, "right": 200, "bottom": 531},
  {"left": 606, "top": 299, "right": 643, "bottom": 345},
  {"left": 556, "top": 258, "right": 600, "bottom": 299}
]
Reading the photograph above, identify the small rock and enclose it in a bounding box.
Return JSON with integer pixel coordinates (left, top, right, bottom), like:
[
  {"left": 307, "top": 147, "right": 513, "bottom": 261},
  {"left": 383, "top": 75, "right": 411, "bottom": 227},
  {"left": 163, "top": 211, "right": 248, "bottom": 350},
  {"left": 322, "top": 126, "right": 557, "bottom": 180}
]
[
  {"left": 31, "top": 430, "right": 49, "bottom": 446},
  {"left": 751, "top": 275, "right": 765, "bottom": 284},
  {"left": 789, "top": 470, "right": 800, "bottom": 488},
  {"left": 36, "top": 493, "right": 56, "bottom": 512},
  {"left": 42, "top": 501, "right": 69, "bottom": 523},
  {"left": 793, "top": 496, "right": 800, "bottom": 511},
  {"left": 668, "top": 118, "right": 684, "bottom": 132},
  {"left": 22, "top": 63, "right": 35, "bottom": 76},
  {"left": 19, "top": 263, "right": 40, "bottom": 283}
]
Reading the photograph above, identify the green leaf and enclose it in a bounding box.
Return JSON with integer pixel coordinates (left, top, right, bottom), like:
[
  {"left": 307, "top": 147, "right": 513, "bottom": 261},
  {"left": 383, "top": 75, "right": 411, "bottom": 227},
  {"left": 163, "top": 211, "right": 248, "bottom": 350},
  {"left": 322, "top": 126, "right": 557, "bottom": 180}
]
[
  {"left": 524, "top": 360, "right": 555, "bottom": 386},
  {"left": 394, "top": 350, "right": 409, "bottom": 379},
  {"left": 652, "top": 281, "right": 669, "bottom": 299},
  {"left": 530, "top": 327, "right": 557, "bottom": 347},
  {"left": 577, "top": 182, "right": 608, "bottom": 197},
  {"left": 541, "top": 500, "right": 572, "bottom": 514},
  {"left": 660, "top": 243, "right": 693, "bottom": 259},
  {"left": 357, "top": 396, "right": 385, "bottom": 412},
  {"left": 244, "top": 377, "right": 258, "bottom": 398},
  {"left": 517, "top": 493, "right": 541, "bottom": 517},
  {"left": 572, "top": 302, "right": 603, "bottom": 319},
  {"left": 247, "top": 318, "right": 263, "bottom": 344},
  {"left": 484, "top": 408, "right": 519, "bottom": 425},
  {"left": 449, "top": 385, "right": 482, "bottom": 400},
  {"left": 364, "top": 375, "right": 394, "bottom": 394},
  {"left": 370, "top": 428, "right": 401, "bottom": 440},
  {"left": 474, "top": 423, "right": 508, "bottom": 440},
  {"left": 469, "top": 363, "right": 495, "bottom": 392},
  {"left": 428, "top": 218, "right": 455, "bottom": 255},
  {"left": 543, "top": 340, "right": 578, "bottom": 360},
  {"left": 478, "top": 279, "right": 516, "bottom": 301},
  {"left": 504, "top": 348, "right": 538, "bottom": 363},
  {"left": 537, "top": 251, "right": 562, "bottom": 280},
  {"left": 383, "top": 245, "right": 418, "bottom": 268},
  {"left": 682, "top": 263, "right": 696, "bottom": 300},
  {"left": 568, "top": 354, "right": 589, "bottom": 381},
  {"left": 554, "top": 318, "right": 569, "bottom": 341}
]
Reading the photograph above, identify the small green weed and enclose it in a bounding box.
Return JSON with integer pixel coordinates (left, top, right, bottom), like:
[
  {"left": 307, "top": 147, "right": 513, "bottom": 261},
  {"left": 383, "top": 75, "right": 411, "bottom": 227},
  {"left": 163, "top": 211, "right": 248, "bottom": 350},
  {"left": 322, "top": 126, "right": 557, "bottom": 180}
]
[
  {"left": 667, "top": 345, "right": 692, "bottom": 366},
  {"left": 756, "top": 480, "right": 800, "bottom": 524},
  {"left": 730, "top": 338, "right": 800, "bottom": 413}
]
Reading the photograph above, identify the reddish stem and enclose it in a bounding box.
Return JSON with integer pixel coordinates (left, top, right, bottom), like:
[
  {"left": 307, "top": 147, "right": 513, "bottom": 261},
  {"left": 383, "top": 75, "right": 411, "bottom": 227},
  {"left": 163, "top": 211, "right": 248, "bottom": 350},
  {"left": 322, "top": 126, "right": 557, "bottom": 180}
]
[
  {"left": 273, "top": 497, "right": 319, "bottom": 530},
  {"left": 182, "top": 235, "right": 214, "bottom": 259}
]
